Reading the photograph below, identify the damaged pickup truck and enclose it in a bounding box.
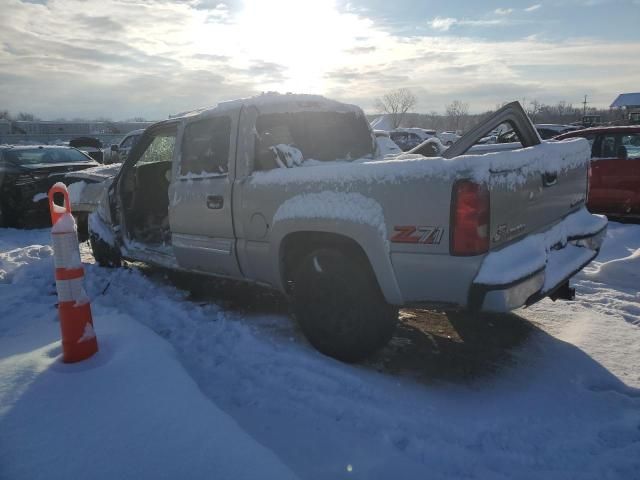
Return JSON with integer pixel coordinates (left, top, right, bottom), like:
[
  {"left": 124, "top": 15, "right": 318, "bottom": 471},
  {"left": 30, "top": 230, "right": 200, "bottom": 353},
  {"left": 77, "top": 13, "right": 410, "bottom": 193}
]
[{"left": 88, "top": 94, "right": 607, "bottom": 362}]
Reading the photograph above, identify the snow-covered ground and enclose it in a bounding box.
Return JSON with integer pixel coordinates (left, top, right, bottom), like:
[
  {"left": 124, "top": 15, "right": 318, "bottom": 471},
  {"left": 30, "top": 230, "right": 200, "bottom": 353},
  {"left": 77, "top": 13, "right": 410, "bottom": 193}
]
[{"left": 1, "top": 222, "right": 639, "bottom": 479}]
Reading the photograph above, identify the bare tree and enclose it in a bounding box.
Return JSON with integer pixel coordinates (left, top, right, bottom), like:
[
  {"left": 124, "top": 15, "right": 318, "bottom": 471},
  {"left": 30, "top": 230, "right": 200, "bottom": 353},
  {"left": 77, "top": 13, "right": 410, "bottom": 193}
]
[
  {"left": 0, "top": 110, "right": 11, "bottom": 120},
  {"left": 16, "top": 112, "right": 39, "bottom": 121},
  {"left": 527, "top": 99, "right": 542, "bottom": 122},
  {"left": 445, "top": 100, "right": 469, "bottom": 131},
  {"left": 374, "top": 88, "right": 417, "bottom": 129}
]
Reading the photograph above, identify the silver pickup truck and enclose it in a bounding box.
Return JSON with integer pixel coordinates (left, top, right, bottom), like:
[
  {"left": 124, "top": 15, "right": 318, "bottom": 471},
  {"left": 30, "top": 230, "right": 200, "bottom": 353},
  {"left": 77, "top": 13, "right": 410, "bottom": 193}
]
[{"left": 88, "top": 94, "right": 607, "bottom": 362}]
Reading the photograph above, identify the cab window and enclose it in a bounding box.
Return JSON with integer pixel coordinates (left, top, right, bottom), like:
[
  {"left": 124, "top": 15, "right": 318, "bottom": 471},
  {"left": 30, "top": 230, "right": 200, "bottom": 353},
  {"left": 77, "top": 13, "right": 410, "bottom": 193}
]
[{"left": 181, "top": 117, "right": 231, "bottom": 175}]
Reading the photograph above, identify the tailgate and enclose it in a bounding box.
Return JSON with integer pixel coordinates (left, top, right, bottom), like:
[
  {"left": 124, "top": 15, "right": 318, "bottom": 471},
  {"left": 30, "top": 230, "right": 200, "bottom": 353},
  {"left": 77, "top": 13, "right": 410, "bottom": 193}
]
[{"left": 487, "top": 138, "right": 591, "bottom": 249}]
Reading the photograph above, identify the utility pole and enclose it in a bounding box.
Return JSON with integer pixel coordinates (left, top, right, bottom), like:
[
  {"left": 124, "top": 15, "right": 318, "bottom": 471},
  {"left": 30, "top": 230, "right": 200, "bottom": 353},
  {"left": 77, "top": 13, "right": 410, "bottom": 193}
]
[{"left": 582, "top": 95, "right": 588, "bottom": 116}]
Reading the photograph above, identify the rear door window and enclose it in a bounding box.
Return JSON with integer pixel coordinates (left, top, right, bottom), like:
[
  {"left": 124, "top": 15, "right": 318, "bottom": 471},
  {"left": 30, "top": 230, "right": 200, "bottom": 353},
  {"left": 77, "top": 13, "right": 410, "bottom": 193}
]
[
  {"left": 593, "top": 133, "right": 640, "bottom": 159},
  {"left": 621, "top": 133, "right": 640, "bottom": 159},
  {"left": 253, "top": 111, "right": 374, "bottom": 170},
  {"left": 181, "top": 116, "right": 231, "bottom": 175},
  {"left": 598, "top": 135, "right": 617, "bottom": 158}
]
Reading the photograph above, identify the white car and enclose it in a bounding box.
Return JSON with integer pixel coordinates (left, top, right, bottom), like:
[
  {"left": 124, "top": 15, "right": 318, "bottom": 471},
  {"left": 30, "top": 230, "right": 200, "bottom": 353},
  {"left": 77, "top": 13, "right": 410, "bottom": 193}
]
[
  {"left": 373, "top": 130, "right": 402, "bottom": 155},
  {"left": 389, "top": 128, "right": 436, "bottom": 151},
  {"left": 106, "top": 128, "right": 145, "bottom": 164},
  {"left": 63, "top": 162, "right": 123, "bottom": 239},
  {"left": 437, "top": 131, "right": 461, "bottom": 146}
]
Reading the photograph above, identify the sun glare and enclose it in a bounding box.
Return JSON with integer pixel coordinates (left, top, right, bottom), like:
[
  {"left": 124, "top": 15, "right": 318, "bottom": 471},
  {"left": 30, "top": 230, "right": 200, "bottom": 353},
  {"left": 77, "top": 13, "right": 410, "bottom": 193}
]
[{"left": 193, "top": 0, "right": 374, "bottom": 94}]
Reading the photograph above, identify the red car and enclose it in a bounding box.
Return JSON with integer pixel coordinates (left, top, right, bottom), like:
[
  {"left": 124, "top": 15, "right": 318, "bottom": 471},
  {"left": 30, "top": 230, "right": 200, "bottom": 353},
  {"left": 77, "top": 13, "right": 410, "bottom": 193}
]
[{"left": 556, "top": 126, "right": 640, "bottom": 218}]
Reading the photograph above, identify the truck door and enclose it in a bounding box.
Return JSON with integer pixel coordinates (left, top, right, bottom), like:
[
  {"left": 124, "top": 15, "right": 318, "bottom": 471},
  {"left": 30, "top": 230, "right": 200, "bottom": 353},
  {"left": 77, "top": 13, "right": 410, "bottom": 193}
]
[
  {"left": 621, "top": 131, "right": 640, "bottom": 214},
  {"left": 168, "top": 110, "right": 243, "bottom": 278}
]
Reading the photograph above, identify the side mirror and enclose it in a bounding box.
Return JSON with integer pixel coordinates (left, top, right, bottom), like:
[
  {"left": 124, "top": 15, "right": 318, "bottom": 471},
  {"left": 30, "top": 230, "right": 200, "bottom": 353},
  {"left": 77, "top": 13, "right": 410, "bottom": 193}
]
[{"left": 110, "top": 144, "right": 119, "bottom": 152}]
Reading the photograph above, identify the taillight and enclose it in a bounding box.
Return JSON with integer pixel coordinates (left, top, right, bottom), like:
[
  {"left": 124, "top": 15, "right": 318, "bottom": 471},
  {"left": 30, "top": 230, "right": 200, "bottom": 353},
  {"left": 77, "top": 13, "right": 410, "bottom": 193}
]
[{"left": 450, "top": 180, "right": 490, "bottom": 256}]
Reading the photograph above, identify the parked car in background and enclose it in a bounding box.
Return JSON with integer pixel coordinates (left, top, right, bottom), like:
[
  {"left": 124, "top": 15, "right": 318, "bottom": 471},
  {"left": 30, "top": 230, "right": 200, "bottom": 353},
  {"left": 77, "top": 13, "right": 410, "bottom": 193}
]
[
  {"left": 535, "top": 124, "right": 581, "bottom": 140},
  {"left": 437, "top": 131, "right": 461, "bottom": 146},
  {"left": 556, "top": 126, "right": 640, "bottom": 218},
  {"left": 373, "top": 130, "right": 402, "bottom": 156},
  {"left": 389, "top": 128, "right": 435, "bottom": 151},
  {"left": 582, "top": 115, "right": 602, "bottom": 128},
  {"left": 64, "top": 162, "right": 124, "bottom": 240},
  {"left": 107, "top": 128, "right": 145, "bottom": 164},
  {"left": 69, "top": 137, "right": 104, "bottom": 163},
  {"left": 408, "top": 137, "right": 448, "bottom": 157},
  {"left": 0, "top": 145, "right": 99, "bottom": 227},
  {"left": 88, "top": 96, "right": 605, "bottom": 362}
]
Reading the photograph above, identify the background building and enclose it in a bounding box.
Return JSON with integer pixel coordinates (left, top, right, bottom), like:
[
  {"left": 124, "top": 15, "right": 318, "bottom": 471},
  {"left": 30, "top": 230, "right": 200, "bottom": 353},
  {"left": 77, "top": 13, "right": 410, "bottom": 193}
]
[
  {"left": 610, "top": 93, "right": 640, "bottom": 124},
  {"left": 0, "top": 120, "right": 154, "bottom": 145}
]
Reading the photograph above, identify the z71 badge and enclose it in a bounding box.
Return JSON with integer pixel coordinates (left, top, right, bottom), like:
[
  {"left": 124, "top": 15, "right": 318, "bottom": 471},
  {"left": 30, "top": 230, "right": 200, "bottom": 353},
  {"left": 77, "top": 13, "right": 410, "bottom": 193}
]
[{"left": 391, "top": 226, "right": 444, "bottom": 244}]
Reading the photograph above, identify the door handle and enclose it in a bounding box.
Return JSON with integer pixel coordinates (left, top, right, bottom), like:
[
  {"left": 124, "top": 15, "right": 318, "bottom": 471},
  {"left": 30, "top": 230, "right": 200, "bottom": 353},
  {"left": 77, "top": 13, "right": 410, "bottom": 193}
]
[
  {"left": 542, "top": 172, "right": 557, "bottom": 187},
  {"left": 206, "top": 195, "right": 224, "bottom": 209}
]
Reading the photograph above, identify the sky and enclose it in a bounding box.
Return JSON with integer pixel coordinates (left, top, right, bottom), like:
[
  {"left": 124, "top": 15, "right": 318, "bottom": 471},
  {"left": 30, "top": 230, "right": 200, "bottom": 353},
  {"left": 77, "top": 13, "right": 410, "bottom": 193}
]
[{"left": 0, "top": 0, "right": 639, "bottom": 120}]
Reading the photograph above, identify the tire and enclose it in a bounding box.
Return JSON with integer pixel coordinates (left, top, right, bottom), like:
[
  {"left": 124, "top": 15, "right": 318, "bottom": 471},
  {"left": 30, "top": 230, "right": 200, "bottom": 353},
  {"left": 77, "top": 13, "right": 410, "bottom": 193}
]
[
  {"left": 89, "top": 233, "right": 122, "bottom": 267},
  {"left": 291, "top": 248, "right": 398, "bottom": 362}
]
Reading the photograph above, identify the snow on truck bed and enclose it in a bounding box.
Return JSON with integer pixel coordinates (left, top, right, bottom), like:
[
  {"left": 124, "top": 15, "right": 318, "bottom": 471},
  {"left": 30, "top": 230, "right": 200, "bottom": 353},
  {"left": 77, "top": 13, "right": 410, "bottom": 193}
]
[
  {"left": 250, "top": 138, "right": 590, "bottom": 188},
  {"left": 1, "top": 222, "right": 639, "bottom": 479}
]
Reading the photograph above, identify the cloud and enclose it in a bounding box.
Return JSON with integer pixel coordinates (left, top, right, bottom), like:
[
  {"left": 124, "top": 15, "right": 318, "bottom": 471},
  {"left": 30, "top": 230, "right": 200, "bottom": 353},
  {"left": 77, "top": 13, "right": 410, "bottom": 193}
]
[
  {"left": 247, "top": 60, "right": 288, "bottom": 81},
  {"left": 0, "top": 0, "right": 638, "bottom": 119},
  {"left": 525, "top": 4, "right": 542, "bottom": 11},
  {"left": 191, "top": 53, "right": 231, "bottom": 62},
  {"left": 429, "top": 16, "right": 506, "bottom": 31},
  {"left": 73, "top": 14, "right": 125, "bottom": 33},
  {"left": 495, "top": 8, "right": 514, "bottom": 15},
  {"left": 345, "top": 45, "right": 377, "bottom": 54},
  {"left": 429, "top": 17, "right": 457, "bottom": 31}
]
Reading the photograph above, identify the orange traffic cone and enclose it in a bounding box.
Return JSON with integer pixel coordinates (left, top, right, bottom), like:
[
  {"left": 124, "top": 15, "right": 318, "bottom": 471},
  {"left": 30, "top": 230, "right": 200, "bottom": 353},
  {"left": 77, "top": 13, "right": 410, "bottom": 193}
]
[{"left": 49, "top": 182, "right": 98, "bottom": 363}]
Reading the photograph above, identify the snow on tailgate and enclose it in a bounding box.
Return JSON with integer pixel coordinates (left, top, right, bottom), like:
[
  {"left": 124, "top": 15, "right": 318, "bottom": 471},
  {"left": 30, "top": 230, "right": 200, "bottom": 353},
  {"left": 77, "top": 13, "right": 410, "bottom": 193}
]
[
  {"left": 250, "top": 138, "right": 590, "bottom": 189},
  {"left": 474, "top": 208, "right": 607, "bottom": 286}
]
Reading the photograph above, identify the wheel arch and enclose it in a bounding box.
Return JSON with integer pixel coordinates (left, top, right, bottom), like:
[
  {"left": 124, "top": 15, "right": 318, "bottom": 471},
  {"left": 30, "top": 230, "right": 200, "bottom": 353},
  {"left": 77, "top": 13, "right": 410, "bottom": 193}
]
[{"left": 273, "top": 221, "right": 404, "bottom": 305}]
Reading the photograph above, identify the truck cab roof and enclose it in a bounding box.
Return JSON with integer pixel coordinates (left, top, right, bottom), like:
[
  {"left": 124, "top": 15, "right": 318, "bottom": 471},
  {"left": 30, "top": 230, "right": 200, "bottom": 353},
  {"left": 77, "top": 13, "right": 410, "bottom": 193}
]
[{"left": 171, "top": 93, "right": 363, "bottom": 123}]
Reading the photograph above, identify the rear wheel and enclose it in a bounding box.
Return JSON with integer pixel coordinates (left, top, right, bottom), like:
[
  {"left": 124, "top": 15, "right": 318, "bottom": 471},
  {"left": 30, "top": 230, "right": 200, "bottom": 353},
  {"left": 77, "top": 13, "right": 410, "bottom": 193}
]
[{"left": 291, "top": 248, "right": 398, "bottom": 362}]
